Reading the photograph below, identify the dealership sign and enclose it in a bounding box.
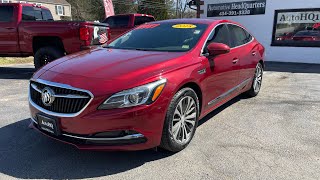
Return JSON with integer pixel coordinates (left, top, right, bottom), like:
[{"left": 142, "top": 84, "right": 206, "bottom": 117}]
[
  {"left": 277, "top": 11, "right": 320, "bottom": 24},
  {"left": 272, "top": 8, "right": 320, "bottom": 48},
  {"left": 207, "top": 0, "right": 266, "bottom": 17}
]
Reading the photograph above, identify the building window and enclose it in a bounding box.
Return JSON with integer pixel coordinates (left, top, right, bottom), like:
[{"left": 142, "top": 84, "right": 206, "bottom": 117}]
[
  {"left": 56, "top": 5, "right": 64, "bottom": 16},
  {"left": 1, "top": 0, "right": 10, "bottom": 3},
  {"left": 272, "top": 8, "right": 320, "bottom": 47}
]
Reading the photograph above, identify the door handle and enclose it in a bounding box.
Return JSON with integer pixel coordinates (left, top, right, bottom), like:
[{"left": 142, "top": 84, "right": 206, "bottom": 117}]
[
  {"left": 232, "top": 58, "right": 239, "bottom": 64},
  {"left": 252, "top": 51, "right": 257, "bottom": 56},
  {"left": 5, "top": 27, "right": 15, "bottom": 30}
]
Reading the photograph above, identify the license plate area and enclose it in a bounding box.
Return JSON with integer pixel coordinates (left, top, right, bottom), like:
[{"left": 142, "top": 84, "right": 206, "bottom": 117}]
[{"left": 37, "top": 114, "right": 60, "bottom": 136}]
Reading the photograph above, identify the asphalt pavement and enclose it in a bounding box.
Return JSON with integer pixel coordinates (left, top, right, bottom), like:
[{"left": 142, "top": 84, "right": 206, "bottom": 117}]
[{"left": 0, "top": 62, "right": 319, "bottom": 180}]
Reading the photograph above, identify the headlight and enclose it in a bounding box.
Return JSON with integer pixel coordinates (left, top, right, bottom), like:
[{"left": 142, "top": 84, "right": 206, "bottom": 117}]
[{"left": 98, "top": 79, "right": 167, "bottom": 110}]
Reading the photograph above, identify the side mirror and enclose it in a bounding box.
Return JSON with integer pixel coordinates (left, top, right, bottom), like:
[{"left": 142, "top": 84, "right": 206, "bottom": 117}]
[{"left": 207, "top": 42, "right": 231, "bottom": 56}]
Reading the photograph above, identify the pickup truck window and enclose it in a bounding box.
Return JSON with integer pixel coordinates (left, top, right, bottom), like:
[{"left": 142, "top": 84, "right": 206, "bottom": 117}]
[
  {"left": 42, "top": 9, "right": 54, "bottom": 21},
  {"left": 134, "top": 16, "right": 155, "bottom": 26},
  {"left": 0, "top": 6, "right": 14, "bottom": 22},
  {"left": 22, "top": 6, "right": 53, "bottom": 21},
  {"left": 104, "top": 16, "right": 130, "bottom": 28}
]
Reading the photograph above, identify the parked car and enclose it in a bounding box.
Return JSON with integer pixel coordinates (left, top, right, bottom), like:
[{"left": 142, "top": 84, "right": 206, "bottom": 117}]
[
  {"left": 103, "top": 14, "right": 155, "bottom": 40},
  {"left": 292, "top": 30, "right": 320, "bottom": 41},
  {"left": 276, "top": 32, "right": 294, "bottom": 41},
  {"left": 29, "top": 19, "right": 265, "bottom": 152},
  {"left": 0, "top": 3, "right": 110, "bottom": 69}
]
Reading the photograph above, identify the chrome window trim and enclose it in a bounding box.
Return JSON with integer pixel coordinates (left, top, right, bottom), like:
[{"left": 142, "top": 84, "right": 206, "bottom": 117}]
[
  {"left": 201, "top": 22, "right": 255, "bottom": 56},
  {"left": 29, "top": 78, "right": 94, "bottom": 118}
]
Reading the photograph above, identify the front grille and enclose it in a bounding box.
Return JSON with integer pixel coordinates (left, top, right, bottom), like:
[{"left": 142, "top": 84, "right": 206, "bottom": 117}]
[{"left": 30, "top": 81, "right": 92, "bottom": 114}]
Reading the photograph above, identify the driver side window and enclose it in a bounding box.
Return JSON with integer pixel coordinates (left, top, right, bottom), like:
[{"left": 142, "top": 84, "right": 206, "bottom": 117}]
[
  {"left": 208, "top": 24, "right": 231, "bottom": 45},
  {"left": 204, "top": 24, "right": 231, "bottom": 53}
]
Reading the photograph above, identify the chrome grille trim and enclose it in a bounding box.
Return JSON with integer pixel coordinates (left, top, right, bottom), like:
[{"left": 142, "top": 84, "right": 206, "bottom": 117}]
[
  {"left": 29, "top": 78, "right": 94, "bottom": 118},
  {"left": 31, "top": 83, "right": 90, "bottom": 99}
]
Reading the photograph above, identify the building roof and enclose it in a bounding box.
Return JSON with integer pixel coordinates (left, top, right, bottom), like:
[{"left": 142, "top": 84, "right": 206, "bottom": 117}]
[{"left": 27, "top": 0, "right": 70, "bottom": 5}]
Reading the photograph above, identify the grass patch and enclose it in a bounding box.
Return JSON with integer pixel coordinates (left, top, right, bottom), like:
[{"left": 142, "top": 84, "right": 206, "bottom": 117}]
[{"left": 0, "top": 57, "right": 33, "bottom": 65}]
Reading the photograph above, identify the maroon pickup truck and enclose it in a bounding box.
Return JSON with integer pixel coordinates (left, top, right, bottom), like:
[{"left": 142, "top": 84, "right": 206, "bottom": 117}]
[
  {"left": 0, "top": 3, "right": 109, "bottom": 69},
  {"left": 103, "top": 14, "right": 155, "bottom": 40}
]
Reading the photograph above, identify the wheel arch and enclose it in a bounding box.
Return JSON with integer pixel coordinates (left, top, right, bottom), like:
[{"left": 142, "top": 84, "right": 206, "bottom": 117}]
[
  {"left": 259, "top": 60, "right": 265, "bottom": 69},
  {"left": 177, "top": 81, "right": 203, "bottom": 115},
  {"left": 33, "top": 36, "right": 65, "bottom": 54}
]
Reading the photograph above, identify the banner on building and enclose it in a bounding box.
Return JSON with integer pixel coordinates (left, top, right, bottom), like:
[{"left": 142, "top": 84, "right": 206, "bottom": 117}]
[
  {"left": 207, "top": 0, "right": 266, "bottom": 17},
  {"left": 272, "top": 8, "right": 320, "bottom": 47},
  {"left": 103, "top": 0, "right": 115, "bottom": 18}
]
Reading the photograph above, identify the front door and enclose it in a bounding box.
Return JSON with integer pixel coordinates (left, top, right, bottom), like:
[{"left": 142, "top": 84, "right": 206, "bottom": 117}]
[
  {"left": 0, "top": 6, "right": 19, "bottom": 54},
  {"left": 201, "top": 24, "right": 240, "bottom": 110}
]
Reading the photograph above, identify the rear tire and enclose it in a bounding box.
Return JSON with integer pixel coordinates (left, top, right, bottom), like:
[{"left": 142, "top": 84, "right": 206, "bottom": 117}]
[
  {"left": 34, "top": 47, "right": 65, "bottom": 70},
  {"left": 160, "top": 88, "right": 199, "bottom": 152},
  {"left": 246, "top": 63, "right": 263, "bottom": 97}
]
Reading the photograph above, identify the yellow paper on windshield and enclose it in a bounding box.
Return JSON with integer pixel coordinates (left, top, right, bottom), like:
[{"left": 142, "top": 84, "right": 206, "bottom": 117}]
[{"left": 172, "top": 24, "right": 197, "bottom": 29}]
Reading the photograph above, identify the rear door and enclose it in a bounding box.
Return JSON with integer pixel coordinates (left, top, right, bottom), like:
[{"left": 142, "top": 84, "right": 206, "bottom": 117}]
[
  {"left": 201, "top": 24, "right": 241, "bottom": 108},
  {"left": 0, "top": 6, "right": 19, "bottom": 53},
  {"left": 228, "top": 24, "right": 258, "bottom": 84}
]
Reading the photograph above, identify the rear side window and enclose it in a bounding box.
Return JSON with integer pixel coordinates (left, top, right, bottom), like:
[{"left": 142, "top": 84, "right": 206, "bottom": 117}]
[
  {"left": 207, "top": 24, "right": 231, "bottom": 47},
  {"left": 228, "top": 25, "right": 252, "bottom": 47},
  {"left": 42, "top": 9, "right": 53, "bottom": 21},
  {"left": 103, "top": 16, "right": 130, "bottom": 28},
  {"left": 134, "top": 16, "right": 155, "bottom": 26},
  {"left": 22, "top": 7, "right": 52, "bottom": 21},
  {"left": 0, "top": 6, "right": 14, "bottom": 22},
  {"left": 243, "top": 28, "right": 253, "bottom": 43}
]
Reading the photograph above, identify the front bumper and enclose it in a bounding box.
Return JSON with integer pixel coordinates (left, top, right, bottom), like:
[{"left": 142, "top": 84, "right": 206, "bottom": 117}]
[
  {"left": 30, "top": 117, "right": 148, "bottom": 148},
  {"left": 29, "top": 92, "right": 169, "bottom": 151}
]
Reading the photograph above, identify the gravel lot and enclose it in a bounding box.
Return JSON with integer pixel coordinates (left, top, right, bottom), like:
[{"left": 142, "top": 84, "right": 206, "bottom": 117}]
[{"left": 0, "top": 62, "right": 319, "bottom": 180}]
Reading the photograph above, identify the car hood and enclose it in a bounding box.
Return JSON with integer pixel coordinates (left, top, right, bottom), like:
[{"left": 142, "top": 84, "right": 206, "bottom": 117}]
[{"left": 42, "top": 47, "right": 186, "bottom": 81}]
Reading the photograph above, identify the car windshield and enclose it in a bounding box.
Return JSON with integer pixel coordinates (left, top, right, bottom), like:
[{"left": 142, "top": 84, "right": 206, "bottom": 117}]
[{"left": 105, "top": 23, "right": 208, "bottom": 52}]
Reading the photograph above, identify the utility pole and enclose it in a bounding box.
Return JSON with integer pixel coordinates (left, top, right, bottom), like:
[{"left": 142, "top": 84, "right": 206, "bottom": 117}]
[{"left": 176, "top": 0, "right": 179, "bottom": 18}]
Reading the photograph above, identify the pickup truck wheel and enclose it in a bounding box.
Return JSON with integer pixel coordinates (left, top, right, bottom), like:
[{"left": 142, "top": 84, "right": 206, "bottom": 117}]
[
  {"left": 34, "top": 47, "right": 64, "bottom": 70},
  {"left": 160, "top": 88, "right": 199, "bottom": 152}
]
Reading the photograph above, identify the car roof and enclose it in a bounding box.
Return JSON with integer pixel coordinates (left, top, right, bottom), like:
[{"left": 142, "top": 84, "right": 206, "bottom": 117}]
[
  {"left": 109, "top": 14, "right": 155, "bottom": 18},
  {"left": 0, "top": 3, "right": 50, "bottom": 10},
  {"left": 152, "top": 18, "right": 235, "bottom": 25}
]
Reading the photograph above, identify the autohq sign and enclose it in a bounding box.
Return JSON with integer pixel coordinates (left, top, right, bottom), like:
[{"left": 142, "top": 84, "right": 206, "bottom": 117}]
[
  {"left": 207, "top": 0, "right": 266, "bottom": 17},
  {"left": 277, "top": 11, "right": 320, "bottom": 24}
]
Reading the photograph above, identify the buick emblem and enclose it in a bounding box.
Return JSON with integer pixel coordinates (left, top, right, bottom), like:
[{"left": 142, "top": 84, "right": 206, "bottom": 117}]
[{"left": 41, "top": 87, "right": 55, "bottom": 107}]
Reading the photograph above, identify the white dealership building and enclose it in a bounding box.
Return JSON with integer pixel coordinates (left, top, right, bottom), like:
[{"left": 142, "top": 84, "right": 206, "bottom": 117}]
[{"left": 199, "top": 0, "right": 320, "bottom": 64}]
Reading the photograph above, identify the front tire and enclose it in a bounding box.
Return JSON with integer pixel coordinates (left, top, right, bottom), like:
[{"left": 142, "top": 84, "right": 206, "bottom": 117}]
[
  {"left": 246, "top": 63, "right": 263, "bottom": 97},
  {"left": 160, "top": 88, "right": 199, "bottom": 152},
  {"left": 34, "top": 47, "right": 65, "bottom": 70}
]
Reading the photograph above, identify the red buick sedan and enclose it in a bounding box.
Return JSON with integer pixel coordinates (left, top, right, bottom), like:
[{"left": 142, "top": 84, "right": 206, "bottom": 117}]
[{"left": 29, "top": 19, "right": 265, "bottom": 152}]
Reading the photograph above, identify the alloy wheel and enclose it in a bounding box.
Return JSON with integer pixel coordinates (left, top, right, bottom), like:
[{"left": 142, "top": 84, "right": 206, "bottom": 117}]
[
  {"left": 171, "top": 96, "right": 197, "bottom": 144},
  {"left": 253, "top": 64, "right": 263, "bottom": 93}
]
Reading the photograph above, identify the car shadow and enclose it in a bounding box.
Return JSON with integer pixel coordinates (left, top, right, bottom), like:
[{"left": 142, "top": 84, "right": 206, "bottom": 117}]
[
  {"left": 0, "top": 66, "right": 34, "bottom": 80},
  {"left": 0, "top": 119, "right": 173, "bottom": 179},
  {"left": 198, "top": 93, "right": 247, "bottom": 127},
  {"left": 265, "top": 62, "right": 320, "bottom": 74}
]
